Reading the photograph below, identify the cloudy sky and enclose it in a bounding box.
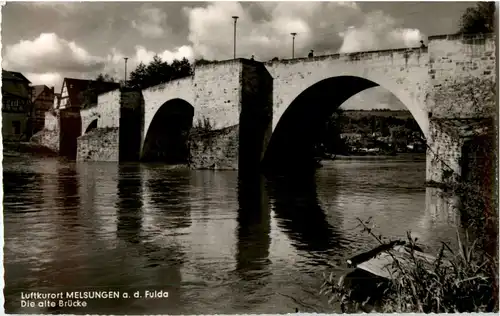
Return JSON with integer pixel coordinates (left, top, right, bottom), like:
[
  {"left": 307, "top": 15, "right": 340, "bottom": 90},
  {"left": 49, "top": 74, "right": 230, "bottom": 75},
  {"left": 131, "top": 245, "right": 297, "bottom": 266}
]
[{"left": 2, "top": 1, "right": 477, "bottom": 109}]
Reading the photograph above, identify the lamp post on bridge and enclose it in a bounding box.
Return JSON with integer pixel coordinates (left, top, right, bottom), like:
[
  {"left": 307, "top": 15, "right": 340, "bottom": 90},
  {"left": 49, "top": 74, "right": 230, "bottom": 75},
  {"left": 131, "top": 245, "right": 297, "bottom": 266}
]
[
  {"left": 232, "top": 16, "right": 239, "bottom": 59},
  {"left": 123, "top": 57, "right": 129, "bottom": 87},
  {"left": 290, "top": 32, "right": 297, "bottom": 59}
]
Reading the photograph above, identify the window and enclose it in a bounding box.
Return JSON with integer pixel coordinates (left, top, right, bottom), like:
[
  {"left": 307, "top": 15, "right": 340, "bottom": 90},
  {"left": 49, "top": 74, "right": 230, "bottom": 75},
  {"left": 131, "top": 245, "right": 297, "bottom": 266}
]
[{"left": 12, "top": 121, "right": 21, "bottom": 135}]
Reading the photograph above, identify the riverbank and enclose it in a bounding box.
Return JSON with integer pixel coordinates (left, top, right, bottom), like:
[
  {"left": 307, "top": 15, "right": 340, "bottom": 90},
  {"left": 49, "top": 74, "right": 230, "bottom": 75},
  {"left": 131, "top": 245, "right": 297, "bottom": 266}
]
[
  {"left": 3, "top": 141, "right": 59, "bottom": 158},
  {"left": 322, "top": 152, "right": 426, "bottom": 161}
]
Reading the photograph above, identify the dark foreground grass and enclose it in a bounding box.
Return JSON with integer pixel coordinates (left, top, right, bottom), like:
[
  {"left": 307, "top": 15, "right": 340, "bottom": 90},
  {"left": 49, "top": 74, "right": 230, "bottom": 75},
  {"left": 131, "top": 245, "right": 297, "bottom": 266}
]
[{"left": 320, "top": 218, "right": 498, "bottom": 313}]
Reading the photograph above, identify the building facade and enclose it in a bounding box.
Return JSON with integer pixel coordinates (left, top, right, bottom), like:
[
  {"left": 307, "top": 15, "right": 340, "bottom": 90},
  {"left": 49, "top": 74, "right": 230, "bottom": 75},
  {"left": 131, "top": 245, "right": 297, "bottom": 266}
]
[
  {"left": 2, "top": 70, "right": 33, "bottom": 141},
  {"left": 31, "top": 85, "right": 55, "bottom": 134}
]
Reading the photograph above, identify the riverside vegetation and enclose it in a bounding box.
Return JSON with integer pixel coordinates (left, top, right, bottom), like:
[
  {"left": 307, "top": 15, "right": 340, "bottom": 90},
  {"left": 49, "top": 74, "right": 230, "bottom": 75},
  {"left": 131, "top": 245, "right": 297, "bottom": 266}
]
[{"left": 320, "top": 214, "right": 498, "bottom": 313}]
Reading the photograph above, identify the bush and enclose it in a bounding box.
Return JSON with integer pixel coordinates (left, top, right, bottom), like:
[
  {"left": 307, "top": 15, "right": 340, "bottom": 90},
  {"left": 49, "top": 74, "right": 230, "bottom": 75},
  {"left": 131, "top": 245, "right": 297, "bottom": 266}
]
[{"left": 194, "top": 117, "right": 213, "bottom": 133}]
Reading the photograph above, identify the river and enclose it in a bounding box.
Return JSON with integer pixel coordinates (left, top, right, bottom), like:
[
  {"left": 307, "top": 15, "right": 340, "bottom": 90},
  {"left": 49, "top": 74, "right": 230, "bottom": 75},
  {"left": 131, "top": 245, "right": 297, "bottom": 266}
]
[{"left": 3, "top": 154, "right": 459, "bottom": 314}]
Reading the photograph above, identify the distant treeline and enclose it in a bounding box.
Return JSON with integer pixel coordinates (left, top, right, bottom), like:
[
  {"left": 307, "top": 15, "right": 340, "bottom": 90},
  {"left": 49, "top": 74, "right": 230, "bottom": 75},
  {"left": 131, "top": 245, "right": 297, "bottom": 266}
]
[
  {"left": 318, "top": 109, "right": 425, "bottom": 155},
  {"left": 338, "top": 110, "right": 421, "bottom": 135}
]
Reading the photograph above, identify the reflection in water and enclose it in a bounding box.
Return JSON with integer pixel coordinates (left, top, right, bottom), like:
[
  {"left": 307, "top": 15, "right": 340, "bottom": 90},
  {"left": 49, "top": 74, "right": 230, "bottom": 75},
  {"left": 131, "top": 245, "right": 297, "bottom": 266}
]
[
  {"left": 229, "top": 174, "right": 273, "bottom": 310},
  {"left": 425, "top": 187, "right": 460, "bottom": 226},
  {"left": 3, "top": 169, "right": 44, "bottom": 211},
  {"left": 3, "top": 155, "right": 469, "bottom": 314},
  {"left": 56, "top": 164, "right": 81, "bottom": 224},
  {"left": 116, "top": 164, "right": 144, "bottom": 244},
  {"left": 145, "top": 166, "right": 192, "bottom": 230},
  {"left": 3, "top": 163, "right": 47, "bottom": 314},
  {"left": 235, "top": 174, "right": 271, "bottom": 278},
  {"left": 115, "top": 164, "right": 186, "bottom": 314},
  {"left": 267, "top": 172, "right": 343, "bottom": 260}
]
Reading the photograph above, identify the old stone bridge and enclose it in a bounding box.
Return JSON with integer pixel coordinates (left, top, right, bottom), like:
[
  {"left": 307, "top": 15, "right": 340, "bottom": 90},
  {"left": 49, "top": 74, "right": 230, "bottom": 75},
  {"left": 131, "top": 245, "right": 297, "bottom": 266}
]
[{"left": 40, "top": 33, "right": 496, "bottom": 185}]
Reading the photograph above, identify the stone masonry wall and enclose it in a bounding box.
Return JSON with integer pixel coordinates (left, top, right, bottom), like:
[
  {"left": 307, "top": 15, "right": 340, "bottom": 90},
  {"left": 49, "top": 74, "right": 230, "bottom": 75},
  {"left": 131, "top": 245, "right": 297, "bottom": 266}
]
[
  {"left": 192, "top": 61, "right": 243, "bottom": 130},
  {"left": 188, "top": 125, "right": 239, "bottom": 170},
  {"left": 31, "top": 110, "right": 60, "bottom": 152},
  {"left": 187, "top": 59, "right": 273, "bottom": 171},
  {"left": 44, "top": 109, "right": 59, "bottom": 131},
  {"left": 96, "top": 89, "right": 121, "bottom": 128},
  {"left": 77, "top": 127, "right": 119, "bottom": 161},
  {"left": 81, "top": 106, "right": 100, "bottom": 134},
  {"left": 427, "top": 33, "right": 496, "bottom": 118},
  {"left": 426, "top": 119, "right": 463, "bottom": 183},
  {"left": 79, "top": 89, "right": 120, "bottom": 138},
  {"left": 30, "top": 128, "right": 60, "bottom": 153}
]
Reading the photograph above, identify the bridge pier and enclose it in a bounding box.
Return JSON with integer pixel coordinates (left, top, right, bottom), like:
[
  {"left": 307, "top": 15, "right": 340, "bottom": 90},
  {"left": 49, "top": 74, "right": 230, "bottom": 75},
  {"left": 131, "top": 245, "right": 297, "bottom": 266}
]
[{"left": 186, "top": 59, "right": 273, "bottom": 172}]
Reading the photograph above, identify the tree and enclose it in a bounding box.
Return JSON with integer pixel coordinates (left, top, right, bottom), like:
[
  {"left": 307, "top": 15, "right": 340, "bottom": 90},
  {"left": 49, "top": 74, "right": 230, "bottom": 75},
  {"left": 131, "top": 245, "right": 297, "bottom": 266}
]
[
  {"left": 171, "top": 57, "right": 193, "bottom": 78},
  {"left": 459, "top": 2, "right": 496, "bottom": 34},
  {"left": 193, "top": 58, "right": 213, "bottom": 67},
  {"left": 128, "top": 62, "right": 147, "bottom": 89},
  {"left": 95, "top": 73, "right": 115, "bottom": 83},
  {"left": 320, "top": 108, "right": 348, "bottom": 156},
  {"left": 127, "top": 56, "right": 194, "bottom": 90},
  {"left": 79, "top": 82, "right": 98, "bottom": 109}
]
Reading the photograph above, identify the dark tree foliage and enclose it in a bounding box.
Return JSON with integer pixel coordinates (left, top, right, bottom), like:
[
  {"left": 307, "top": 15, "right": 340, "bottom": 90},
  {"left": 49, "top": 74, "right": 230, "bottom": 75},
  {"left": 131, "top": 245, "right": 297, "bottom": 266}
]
[
  {"left": 127, "top": 56, "right": 193, "bottom": 90},
  {"left": 95, "top": 73, "right": 115, "bottom": 83},
  {"left": 79, "top": 83, "right": 99, "bottom": 109},
  {"left": 319, "top": 108, "right": 349, "bottom": 156},
  {"left": 193, "top": 58, "right": 214, "bottom": 67},
  {"left": 459, "top": 2, "right": 496, "bottom": 34},
  {"left": 318, "top": 110, "right": 426, "bottom": 156},
  {"left": 80, "top": 74, "right": 117, "bottom": 108}
]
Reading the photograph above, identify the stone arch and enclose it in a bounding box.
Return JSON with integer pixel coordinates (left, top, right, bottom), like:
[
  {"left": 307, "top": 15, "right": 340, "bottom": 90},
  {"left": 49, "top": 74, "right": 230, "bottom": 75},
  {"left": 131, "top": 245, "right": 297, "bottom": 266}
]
[
  {"left": 262, "top": 75, "right": 429, "bottom": 172},
  {"left": 141, "top": 98, "right": 194, "bottom": 163},
  {"left": 84, "top": 119, "right": 98, "bottom": 134}
]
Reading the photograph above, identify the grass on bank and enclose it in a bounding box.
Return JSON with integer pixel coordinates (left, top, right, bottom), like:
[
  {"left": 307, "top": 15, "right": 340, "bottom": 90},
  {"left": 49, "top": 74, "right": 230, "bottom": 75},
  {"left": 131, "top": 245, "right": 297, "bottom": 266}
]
[{"left": 320, "top": 216, "right": 498, "bottom": 313}]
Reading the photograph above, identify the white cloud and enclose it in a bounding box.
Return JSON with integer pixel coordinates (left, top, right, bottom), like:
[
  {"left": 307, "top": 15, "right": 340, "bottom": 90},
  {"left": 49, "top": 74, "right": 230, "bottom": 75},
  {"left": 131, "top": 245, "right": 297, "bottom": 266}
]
[
  {"left": 24, "top": 73, "right": 63, "bottom": 91},
  {"left": 3, "top": 31, "right": 194, "bottom": 91},
  {"left": 339, "top": 11, "right": 424, "bottom": 53},
  {"left": 131, "top": 4, "right": 168, "bottom": 38},
  {"left": 341, "top": 87, "right": 405, "bottom": 110},
  {"left": 183, "top": 2, "right": 364, "bottom": 60},
  {"left": 134, "top": 45, "right": 194, "bottom": 64},
  {"left": 184, "top": 2, "right": 424, "bottom": 60},
  {"left": 3, "top": 33, "right": 104, "bottom": 74}
]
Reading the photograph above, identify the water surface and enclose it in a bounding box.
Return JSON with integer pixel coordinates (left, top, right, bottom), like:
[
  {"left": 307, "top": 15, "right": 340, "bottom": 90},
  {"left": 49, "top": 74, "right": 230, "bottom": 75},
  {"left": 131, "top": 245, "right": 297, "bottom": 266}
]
[{"left": 3, "top": 154, "right": 458, "bottom": 314}]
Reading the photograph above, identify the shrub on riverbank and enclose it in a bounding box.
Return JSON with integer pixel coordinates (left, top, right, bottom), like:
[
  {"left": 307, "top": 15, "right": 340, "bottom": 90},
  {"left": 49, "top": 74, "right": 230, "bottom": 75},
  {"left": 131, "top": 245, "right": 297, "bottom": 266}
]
[{"left": 320, "top": 218, "right": 498, "bottom": 313}]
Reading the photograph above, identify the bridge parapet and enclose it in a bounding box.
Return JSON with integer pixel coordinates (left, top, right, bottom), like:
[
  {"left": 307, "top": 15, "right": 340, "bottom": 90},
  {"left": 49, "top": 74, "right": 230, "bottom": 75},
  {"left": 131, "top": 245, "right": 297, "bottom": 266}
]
[
  {"left": 427, "top": 32, "right": 496, "bottom": 119},
  {"left": 266, "top": 46, "right": 428, "bottom": 67}
]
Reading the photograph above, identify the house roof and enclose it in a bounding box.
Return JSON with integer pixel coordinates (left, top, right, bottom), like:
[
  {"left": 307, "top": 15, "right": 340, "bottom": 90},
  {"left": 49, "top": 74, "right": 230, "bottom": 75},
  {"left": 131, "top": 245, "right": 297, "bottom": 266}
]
[
  {"left": 2, "top": 70, "right": 31, "bottom": 83},
  {"left": 32, "top": 85, "right": 49, "bottom": 101},
  {"left": 2, "top": 70, "right": 32, "bottom": 99},
  {"left": 63, "top": 78, "right": 120, "bottom": 108}
]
